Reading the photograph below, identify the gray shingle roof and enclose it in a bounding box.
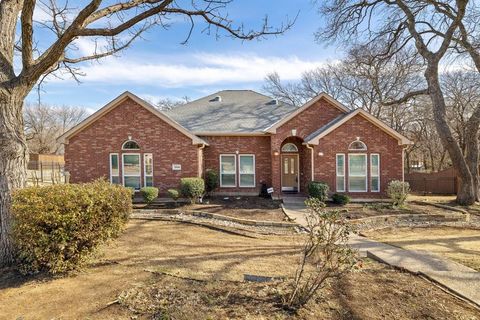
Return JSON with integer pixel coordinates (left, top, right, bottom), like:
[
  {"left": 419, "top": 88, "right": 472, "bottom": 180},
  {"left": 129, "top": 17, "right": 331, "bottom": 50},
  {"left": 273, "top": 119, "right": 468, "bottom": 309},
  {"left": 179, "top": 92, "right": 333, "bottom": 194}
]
[
  {"left": 165, "top": 90, "right": 297, "bottom": 133},
  {"left": 303, "top": 112, "right": 353, "bottom": 142}
]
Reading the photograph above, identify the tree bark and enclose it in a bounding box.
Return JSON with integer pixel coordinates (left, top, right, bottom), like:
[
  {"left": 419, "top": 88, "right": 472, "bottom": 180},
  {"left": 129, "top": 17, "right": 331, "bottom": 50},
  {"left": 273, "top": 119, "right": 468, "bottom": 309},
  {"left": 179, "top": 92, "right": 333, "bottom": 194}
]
[
  {"left": 425, "top": 65, "right": 476, "bottom": 205},
  {"left": 0, "top": 90, "right": 28, "bottom": 266}
]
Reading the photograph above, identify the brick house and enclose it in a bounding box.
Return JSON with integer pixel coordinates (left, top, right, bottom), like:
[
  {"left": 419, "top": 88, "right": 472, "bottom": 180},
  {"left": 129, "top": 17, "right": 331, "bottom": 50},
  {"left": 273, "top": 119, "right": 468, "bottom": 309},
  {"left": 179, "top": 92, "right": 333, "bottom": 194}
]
[{"left": 59, "top": 90, "right": 412, "bottom": 199}]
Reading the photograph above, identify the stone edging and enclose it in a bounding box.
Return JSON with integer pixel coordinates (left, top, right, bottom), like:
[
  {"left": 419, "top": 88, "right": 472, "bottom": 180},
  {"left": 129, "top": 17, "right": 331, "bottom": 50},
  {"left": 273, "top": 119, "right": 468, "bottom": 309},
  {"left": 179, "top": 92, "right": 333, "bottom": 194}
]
[
  {"left": 132, "top": 208, "right": 298, "bottom": 228},
  {"left": 410, "top": 200, "right": 469, "bottom": 214},
  {"left": 348, "top": 211, "right": 467, "bottom": 225}
]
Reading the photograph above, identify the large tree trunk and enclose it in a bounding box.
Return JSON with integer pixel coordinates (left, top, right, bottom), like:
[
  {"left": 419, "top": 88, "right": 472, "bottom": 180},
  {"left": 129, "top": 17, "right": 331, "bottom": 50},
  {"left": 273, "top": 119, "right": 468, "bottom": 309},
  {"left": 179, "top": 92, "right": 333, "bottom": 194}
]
[
  {"left": 0, "top": 90, "right": 28, "bottom": 266},
  {"left": 425, "top": 65, "right": 476, "bottom": 205}
]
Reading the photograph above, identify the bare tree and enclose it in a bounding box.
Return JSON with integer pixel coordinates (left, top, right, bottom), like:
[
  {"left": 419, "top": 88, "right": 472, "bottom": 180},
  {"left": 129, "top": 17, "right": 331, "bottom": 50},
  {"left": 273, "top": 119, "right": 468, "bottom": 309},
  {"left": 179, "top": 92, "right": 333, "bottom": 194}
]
[
  {"left": 154, "top": 96, "right": 189, "bottom": 111},
  {"left": 24, "top": 103, "right": 87, "bottom": 154},
  {"left": 314, "top": 0, "right": 480, "bottom": 205},
  {"left": 0, "top": 0, "right": 294, "bottom": 265}
]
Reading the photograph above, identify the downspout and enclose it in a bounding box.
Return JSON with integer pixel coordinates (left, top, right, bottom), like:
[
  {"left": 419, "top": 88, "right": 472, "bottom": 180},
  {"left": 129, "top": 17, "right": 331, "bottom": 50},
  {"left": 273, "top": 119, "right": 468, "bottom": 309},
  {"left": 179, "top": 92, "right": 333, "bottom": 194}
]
[
  {"left": 306, "top": 144, "right": 315, "bottom": 182},
  {"left": 198, "top": 144, "right": 206, "bottom": 178}
]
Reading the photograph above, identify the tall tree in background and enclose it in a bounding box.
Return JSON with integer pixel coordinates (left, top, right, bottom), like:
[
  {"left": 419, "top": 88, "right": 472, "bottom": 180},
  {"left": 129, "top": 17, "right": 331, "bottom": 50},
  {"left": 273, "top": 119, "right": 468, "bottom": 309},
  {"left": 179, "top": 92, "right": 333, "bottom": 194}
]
[
  {"left": 315, "top": 0, "right": 480, "bottom": 205},
  {"left": 0, "top": 0, "right": 293, "bottom": 265},
  {"left": 24, "top": 104, "right": 87, "bottom": 154}
]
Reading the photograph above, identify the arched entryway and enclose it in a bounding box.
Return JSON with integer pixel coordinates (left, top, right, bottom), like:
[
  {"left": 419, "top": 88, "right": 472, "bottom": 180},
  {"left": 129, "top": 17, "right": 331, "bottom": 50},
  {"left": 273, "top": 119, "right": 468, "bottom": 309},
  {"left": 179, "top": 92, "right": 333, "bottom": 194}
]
[{"left": 280, "top": 137, "right": 305, "bottom": 193}]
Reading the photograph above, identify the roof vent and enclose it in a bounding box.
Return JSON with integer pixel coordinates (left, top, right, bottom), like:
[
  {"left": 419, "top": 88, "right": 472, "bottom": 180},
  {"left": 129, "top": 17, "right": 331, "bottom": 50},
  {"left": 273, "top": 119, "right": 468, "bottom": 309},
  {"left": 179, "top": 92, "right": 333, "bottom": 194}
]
[
  {"left": 210, "top": 95, "right": 222, "bottom": 102},
  {"left": 267, "top": 99, "right": 279, "bottom": 106}
]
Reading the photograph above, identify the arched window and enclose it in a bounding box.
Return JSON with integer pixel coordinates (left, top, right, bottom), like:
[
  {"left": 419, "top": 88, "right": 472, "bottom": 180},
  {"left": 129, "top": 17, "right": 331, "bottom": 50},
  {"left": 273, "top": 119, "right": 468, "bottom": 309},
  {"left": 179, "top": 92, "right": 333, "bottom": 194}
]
[
  {"left": 122, "top": 140, "right": 140, "bottom": 150},
  {"left": 348, "top": 139, "right": 367, "bottom": 151},
  {"left": 281, "top": 143, "right": 298, "bottom": 152}
]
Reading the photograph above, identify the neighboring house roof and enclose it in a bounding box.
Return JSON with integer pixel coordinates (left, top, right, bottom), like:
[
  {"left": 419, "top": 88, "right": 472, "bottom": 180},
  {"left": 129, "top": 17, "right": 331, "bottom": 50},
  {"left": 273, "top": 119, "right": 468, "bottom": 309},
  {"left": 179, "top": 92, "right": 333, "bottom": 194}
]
[
  {"left": 57, "top": 91, "right": 208, "bottom": 145},
  {"left": 304, "top": 108, "right": 413, "bottom": 146},
  {"left": 165, "top": 90, "right": 297, "bottom": 135},
  {"left": 264, "top": 93, "right": 351, "bottom": 133}
]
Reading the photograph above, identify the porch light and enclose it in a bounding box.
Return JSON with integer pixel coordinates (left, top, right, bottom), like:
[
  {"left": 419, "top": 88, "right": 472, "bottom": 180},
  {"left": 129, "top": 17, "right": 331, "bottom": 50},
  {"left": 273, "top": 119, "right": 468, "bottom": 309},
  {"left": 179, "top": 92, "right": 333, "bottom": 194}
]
[
  {"left": 318, "top": 152, "right": 324, "bottom": 156},
  {"left": 274, "top": 151, "right": 280, "bottom": 156}
]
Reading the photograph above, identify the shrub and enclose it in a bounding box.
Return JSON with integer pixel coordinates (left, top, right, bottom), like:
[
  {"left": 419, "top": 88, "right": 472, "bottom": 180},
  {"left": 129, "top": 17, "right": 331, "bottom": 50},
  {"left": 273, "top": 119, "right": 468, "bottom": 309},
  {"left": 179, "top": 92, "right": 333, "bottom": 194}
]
[
  {"left": 284, "top": 198, "right": 357, "bottom": 310},
  {"left": 167, "top": 189, "right": 180, "bottom": 202},
  {"left": 332, "top": 193, "right": 351, "bottom": 205},
  {"left": 140, "top": 187, "right": 159, "bottom": 204},
  {"left": 307, "top": 181, "right": 329, "bottom": 202},
  {"left": 180, "top": 177, "right": 205, "bottom": 204},
  {"left": 204, "top": 170, "right": 219, "bottom": 194},
  {"left": 11, "top": 180, "right": 132, "bottom": 274},
  {"left": 386, "top": 180, "right": 410, "bottom": 207}
]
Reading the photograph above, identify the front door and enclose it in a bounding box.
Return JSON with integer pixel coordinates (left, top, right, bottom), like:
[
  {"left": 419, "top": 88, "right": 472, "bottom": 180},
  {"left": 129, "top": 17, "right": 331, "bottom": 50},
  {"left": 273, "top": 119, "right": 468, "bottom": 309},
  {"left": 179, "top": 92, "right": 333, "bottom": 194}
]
[{"left": 282, "top": 154, "right": 299, "bottom": 191}]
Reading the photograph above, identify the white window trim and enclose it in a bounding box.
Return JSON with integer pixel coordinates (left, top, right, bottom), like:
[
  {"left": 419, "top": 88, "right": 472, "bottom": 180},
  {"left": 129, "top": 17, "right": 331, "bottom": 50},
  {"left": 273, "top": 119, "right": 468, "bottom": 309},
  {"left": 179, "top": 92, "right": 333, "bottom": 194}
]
[
  {"left": 281, "top": 143, "right": 299, "bottom": 153},
  {"left": 336, "top": 154, "right": 345, "bottom": 192},
  {"left": 122, "top": 153, "right": 141, "bottom": 189},
  {"left": 121, "top": 140, "right": 140, "bottom": 150},
  {"left": 370, "top": 153, "right": 380, "bottom": 192},
  {"left": 239, "top": 154, "right": 256, "bottom": 188},
  {"left": 220, "top": 154, "right": 237, "bottom": 188},
  {"left": 348, "top": 153, "right": 368, "bottom": 192},
  {"left": 109, "top": 153, "right": 119, "bottom": 184},
  {"left": 143, "top": 153, "right": 153, "bottom": 187},
  {"left": 348, "top": 140, "right": 367, "bottom": 151}
]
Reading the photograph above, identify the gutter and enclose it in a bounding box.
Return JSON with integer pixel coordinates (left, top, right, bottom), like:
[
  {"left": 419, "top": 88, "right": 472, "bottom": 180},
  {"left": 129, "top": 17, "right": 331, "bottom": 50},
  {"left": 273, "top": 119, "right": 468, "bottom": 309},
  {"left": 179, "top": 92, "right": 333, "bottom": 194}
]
[{"left": 305, "top": 144, "right": 315, "bottom": 181}]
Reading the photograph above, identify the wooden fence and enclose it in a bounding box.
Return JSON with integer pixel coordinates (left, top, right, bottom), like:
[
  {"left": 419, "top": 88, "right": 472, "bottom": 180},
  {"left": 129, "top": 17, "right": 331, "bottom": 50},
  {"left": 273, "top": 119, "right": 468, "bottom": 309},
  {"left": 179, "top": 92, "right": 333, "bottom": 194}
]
[
  {"left": 27, "top": 161, "right": 66, "bottom": 185},
  {"left": 405, "top": 167, "right": 457, "bottom": 195}
]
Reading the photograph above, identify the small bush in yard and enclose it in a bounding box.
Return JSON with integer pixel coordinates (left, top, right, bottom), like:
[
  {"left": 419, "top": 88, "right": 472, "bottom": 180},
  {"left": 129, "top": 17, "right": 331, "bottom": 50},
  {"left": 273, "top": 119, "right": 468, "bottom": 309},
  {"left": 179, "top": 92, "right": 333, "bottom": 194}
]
[
  {"left": 167, "top": 189, "right": 180, "bottom": 202},
  {"left": 11, "top": 180, "right": 132, "bottom": 274},
  {"left": 180, "top": 177, "right": 205, "bottom": 204},
  {"left": 284, "top": 198, "right": 357, "bottom": 310},
  {"left": 307, "top": 181, "right": 329, "bottom": 202},
  {"left": 387, "top": 180, "right": 410, "bottom": 207},
  {"left": 332, "top": 193, "right": 351, "bottom": 205},
  {"left": 204, "top": 169, "right": 219, "bottom": 195},
  {"left": 140, "top": 187, "right": 159, "bottom": 204}
]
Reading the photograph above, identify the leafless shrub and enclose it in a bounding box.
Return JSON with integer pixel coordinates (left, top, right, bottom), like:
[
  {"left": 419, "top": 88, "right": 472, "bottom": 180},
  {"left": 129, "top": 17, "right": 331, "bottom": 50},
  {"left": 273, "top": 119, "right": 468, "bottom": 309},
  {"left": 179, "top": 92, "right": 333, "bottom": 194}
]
[{"left": 284, "top": 198, "right": 357, "bottom": 310}]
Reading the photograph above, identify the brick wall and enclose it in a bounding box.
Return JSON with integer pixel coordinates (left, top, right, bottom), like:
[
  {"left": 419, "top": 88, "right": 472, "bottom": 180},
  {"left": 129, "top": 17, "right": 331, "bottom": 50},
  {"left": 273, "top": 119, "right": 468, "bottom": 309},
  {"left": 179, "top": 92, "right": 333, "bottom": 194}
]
[
  {"left": 270, "top": 98, "right": 347, "bottom": 194},
  {"left": 312, "top": 114, "right": 404, "bottom": 198},
  {"left": 65, "top": 97, "right": 200, "bottom": 193},
  {"left": 201, "top": 135, "right": 271, "bottom": 194}
]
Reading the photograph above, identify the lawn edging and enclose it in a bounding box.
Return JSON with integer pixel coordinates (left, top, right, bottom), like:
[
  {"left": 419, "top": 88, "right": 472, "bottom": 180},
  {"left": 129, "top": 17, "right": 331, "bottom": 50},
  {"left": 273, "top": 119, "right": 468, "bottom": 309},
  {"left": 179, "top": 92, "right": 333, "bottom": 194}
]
[{"left": 411, "top": 200, "right": 470, "bottom": 221}]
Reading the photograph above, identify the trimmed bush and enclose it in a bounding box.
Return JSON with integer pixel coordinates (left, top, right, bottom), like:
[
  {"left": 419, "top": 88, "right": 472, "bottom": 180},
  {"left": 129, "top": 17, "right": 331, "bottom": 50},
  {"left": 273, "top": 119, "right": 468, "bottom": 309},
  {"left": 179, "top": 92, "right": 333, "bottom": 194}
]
[
  {"left": 205, "top": 169, "right": 219, "bottom": 194},
  {"left": 332, "top": 193, "right": 351, "bottom": 205},
  {"left": 167, "top": 189, "right": 180, "bottom": 202},
  {"left": 11, "top": 180, "right": 132, "bottom": 274},
  {"left": 180, "top": 177, "right": 205, "bottom": 204},
  {"left": 140, "top": 186, "right": 159, "bottom": 204},
  {"left": 307, "top": 181, "right": 329, "bottom": 202},
  {"left": 386, "top": 180, "right": 410, "bottom": 207}
]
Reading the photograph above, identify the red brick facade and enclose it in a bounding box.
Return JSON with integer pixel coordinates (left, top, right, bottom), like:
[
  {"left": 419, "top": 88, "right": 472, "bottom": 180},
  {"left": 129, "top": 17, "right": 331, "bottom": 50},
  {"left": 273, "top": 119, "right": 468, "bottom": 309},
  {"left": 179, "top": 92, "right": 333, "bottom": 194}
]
[
  {"left": 65, "top": 97, "right": 201, "bottom": 193},
  {"left": 64, "top": 94, "right": 406, "bottom": 198}
]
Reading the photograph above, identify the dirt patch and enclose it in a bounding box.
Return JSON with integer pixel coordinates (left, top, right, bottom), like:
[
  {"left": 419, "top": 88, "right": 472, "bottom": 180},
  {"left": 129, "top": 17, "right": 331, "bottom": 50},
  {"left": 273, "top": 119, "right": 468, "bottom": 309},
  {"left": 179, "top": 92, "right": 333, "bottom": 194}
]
[
  {"left": 364, "top": 226, "right": 480, "bottom": 271},
  {"left": 328, "top": 203, "right": 418, "bottom": 220},
  {"left": 1, "top": 220, "right": 479, "bottom": 319},
  {"left": 186, "top": 196, "right": 286, "bottom": 222},
  {"left": 113, "top": 259, "right": 480, "bottom": 320}
]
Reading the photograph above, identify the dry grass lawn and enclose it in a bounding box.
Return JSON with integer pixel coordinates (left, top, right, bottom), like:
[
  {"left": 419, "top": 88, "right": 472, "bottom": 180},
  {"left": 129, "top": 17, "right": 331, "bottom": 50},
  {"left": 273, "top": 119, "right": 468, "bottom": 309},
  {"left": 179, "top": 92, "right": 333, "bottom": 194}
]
[
  {"left": 364, "top": 226, "right": 480, "bottom": 271},
  {"left": 0, "top": 220, "right": 479, "bottom": 319}
]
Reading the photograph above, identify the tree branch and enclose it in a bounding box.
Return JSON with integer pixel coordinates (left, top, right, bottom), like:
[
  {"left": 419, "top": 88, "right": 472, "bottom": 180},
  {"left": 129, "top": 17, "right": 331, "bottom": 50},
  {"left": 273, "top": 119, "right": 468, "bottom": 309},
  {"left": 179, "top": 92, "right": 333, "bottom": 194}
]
[{"left": 20, "top": 0, "right": 36, "bottom": 68}]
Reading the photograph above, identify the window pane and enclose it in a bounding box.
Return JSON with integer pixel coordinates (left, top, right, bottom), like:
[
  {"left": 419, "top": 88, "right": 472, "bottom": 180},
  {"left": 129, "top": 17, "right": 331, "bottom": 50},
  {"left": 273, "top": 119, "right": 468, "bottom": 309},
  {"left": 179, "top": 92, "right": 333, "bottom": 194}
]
[
  {"left": 145, "top": 176, "right": 153, "bottom": 187},
  {"left": 240, "top": 156, "right": 254, "bottom": 174},
  {"left": 336, "top": 155, "right": 344, "bottom": 176},
  {"left": 124, "top": 176, "right": 141, "bottom": 189},
  {"left": 349, "top": 176, "right": 366, "bottom": 192},
  {"left": 371, "top": 177, "right": 379, "bottom": 192},
  {"left": 111, "top": 154, "right": 119, "bottom": 176},
  {"left": 221, "top": 156, "right": 236, "bottom": 174},
  {"left": 336, "top": 176, "right": 345, "bottom": 192},
  {"left": 123, "top": 155, "right": 140, "bottom": 175},
  {"left": 349, "top": 155, "right": 366, "bottom": 175},
  {"left": 144, "top": 154, "right": 153, "bottom": 175},
  {"left": 371, "top": 154, "right": 379, "bottom": 176},
  {"left": 221, "top": 174, "right": 235, "bottom": 186},
  {"left": 240, "top": 174, "right": 255, "bottom": 187},
  {"left": 284, "top": 158, "right": 289, "bottom": 174},
  {"left": 111, "top": 176, "right": 120, "bottom": 184},
  {"left": 290, "top": 158, "right": 295, "bottom": 174}
]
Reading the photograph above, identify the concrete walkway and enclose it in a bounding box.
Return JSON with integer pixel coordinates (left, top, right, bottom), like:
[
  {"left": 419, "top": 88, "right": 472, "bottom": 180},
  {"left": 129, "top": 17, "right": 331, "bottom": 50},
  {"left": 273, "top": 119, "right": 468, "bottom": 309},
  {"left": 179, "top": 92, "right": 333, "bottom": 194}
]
[{"left": 282, "top": 199, "right": 480, "bottom": 308}]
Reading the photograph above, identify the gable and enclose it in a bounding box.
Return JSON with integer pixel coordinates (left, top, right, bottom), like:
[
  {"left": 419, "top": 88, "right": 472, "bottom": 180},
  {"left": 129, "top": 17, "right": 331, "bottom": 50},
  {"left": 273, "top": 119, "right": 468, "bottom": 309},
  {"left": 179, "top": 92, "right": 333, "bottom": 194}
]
[
  {"left": 265, "top": 93, "right": 349, "bottom": 134},
  {"left": 58, "top": 92, "right": 207, "bottom": 145},
  {"left": 305, "top": 109, "right": 412, "bottom": 145}
]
